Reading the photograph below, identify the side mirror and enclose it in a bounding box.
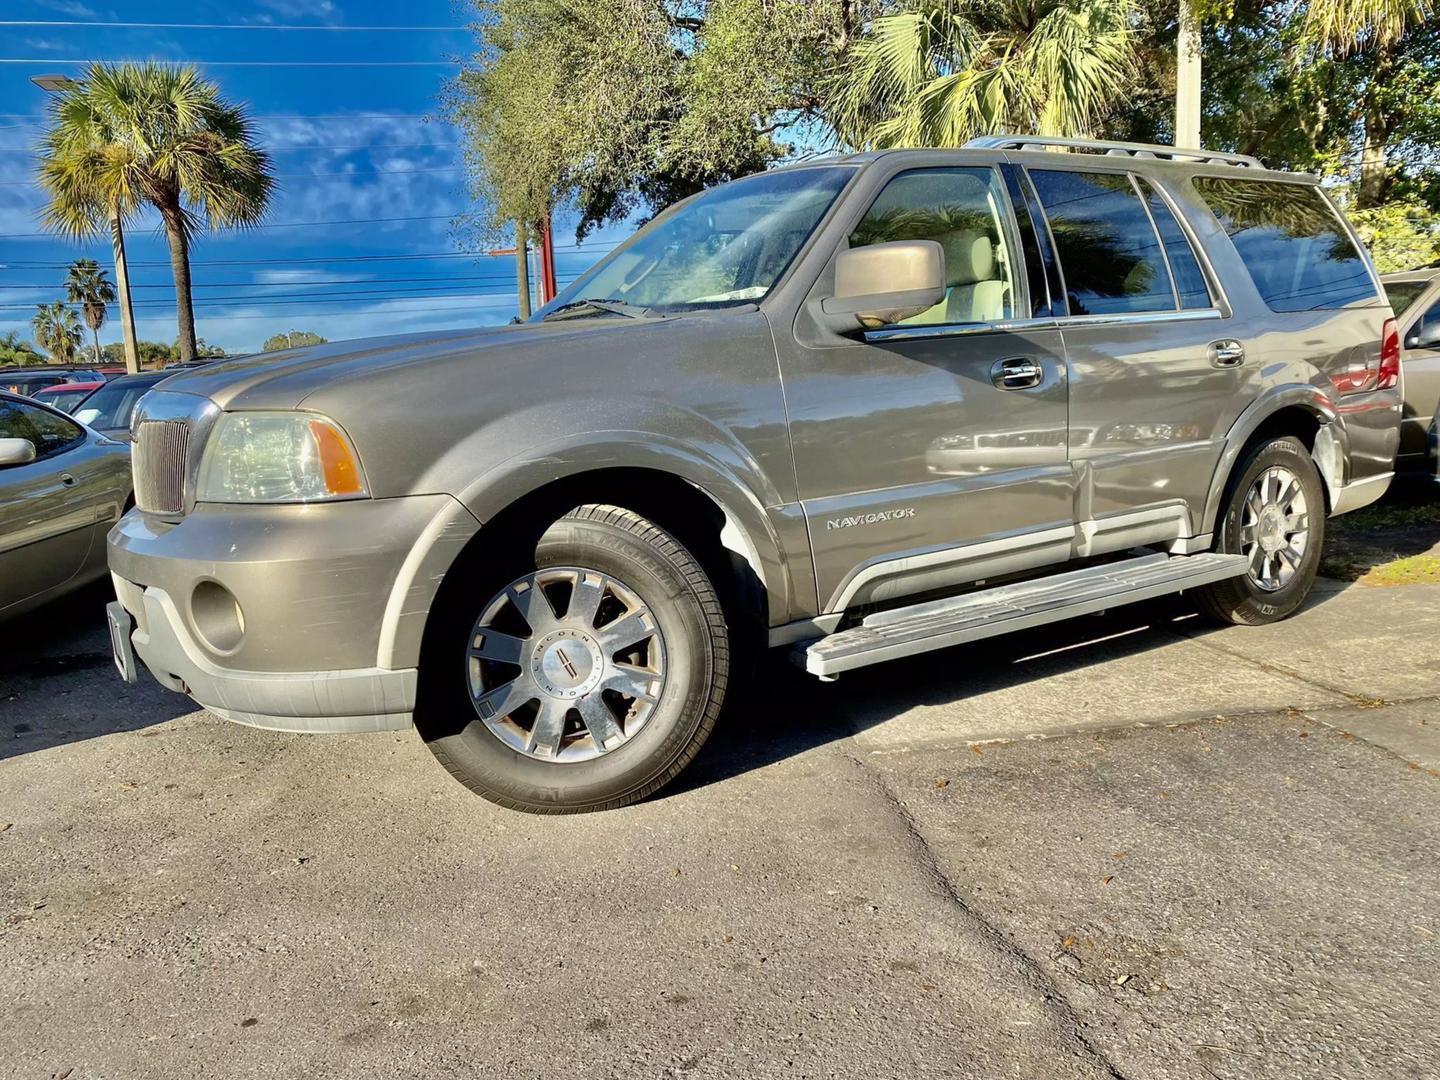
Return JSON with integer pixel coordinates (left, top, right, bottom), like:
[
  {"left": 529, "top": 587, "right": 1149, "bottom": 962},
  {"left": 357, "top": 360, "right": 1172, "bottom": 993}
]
[
  {"left": 1410, "top": 322, "right": 1440, "bottom": 351},
  {"left": 0, "top": 438, "right": 37, "bottom": 467},
  {"left": 820, "top": 240, "right": 946, "bottom": 332}
]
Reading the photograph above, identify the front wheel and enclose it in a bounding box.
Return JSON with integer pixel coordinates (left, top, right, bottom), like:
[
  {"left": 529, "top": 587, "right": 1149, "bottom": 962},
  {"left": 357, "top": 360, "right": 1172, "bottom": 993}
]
[
  {"left": 415, "top": 504, "right": 729, "bottom": 813},
  {"left": 1195, "top": 435, "right": 1326, "bottom": 626}
]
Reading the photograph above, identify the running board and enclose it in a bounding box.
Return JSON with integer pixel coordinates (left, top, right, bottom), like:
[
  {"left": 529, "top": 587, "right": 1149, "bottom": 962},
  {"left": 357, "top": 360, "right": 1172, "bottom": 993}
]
[{"left": 799, "top": 552, "right": 1247, "bottom": 679}]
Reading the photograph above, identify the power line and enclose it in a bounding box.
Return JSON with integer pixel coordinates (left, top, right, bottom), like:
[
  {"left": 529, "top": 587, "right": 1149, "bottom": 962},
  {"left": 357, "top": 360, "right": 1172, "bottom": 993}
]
[
  {"left": 9, "top": 141, "right": 460, "bottom": 156},
  {"left": 0, "top": 21, "right": 469, "bottom": 31},
  {"left": 0, "top": 58, "right": 458, "bottom": 67},
  {"left": 0, "top": 166, "right": 465, "bottom": 187},
  {"left": 0, "top": 112, "right": 435, "bottom": 121},
  {"left": 1, "top": 246, "right": 614, "bottom": 269},
  {"left": 0, "top": 213, "right": 460, "bottom": 239},
  {"left": 1, "top": 272, "right": 529, "bottom": 290}
]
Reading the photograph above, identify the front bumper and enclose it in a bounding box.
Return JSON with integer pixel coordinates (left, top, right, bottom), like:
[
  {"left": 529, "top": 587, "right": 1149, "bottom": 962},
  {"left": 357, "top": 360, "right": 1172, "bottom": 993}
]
[
  {"left": 110, "top": 579, "right": 415, "bottom": 732},
  {"left": 107, "top": 494, "right": 476, "bottom": 733}
]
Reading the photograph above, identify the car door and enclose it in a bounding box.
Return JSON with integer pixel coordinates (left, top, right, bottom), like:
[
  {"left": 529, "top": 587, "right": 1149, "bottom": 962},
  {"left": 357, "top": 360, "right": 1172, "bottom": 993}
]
[
  {"left": 775, "top": 162, "right": 1074, "bottom": 614},
  {"left": 1022, "top": 165, "right": 1254, "bottom": 551},
  {"left": 0, "top": 398, "right": 104, "bottom": 612},
  {"left": 1398, "top": 290, "right": 1440, "bottom": 461}
]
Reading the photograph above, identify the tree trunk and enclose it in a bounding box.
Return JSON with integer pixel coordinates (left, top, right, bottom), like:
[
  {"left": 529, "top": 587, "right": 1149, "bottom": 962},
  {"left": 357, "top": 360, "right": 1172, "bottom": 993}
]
[
  {"left": 1357, "top": 46, "right": 1397, "bottom": 210},
  {"left": 160, "top": 201, "right": 198, "bottom": 362},
  {"left": 92, "top": 326, "right": 101, "bottom": 366},
  {"left": 515, "top": 219, "right": 531, "bottom": 321}
]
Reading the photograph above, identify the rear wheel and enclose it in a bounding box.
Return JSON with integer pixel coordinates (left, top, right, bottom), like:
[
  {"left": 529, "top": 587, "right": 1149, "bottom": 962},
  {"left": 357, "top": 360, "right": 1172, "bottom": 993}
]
[
  {"left": 415, "top": 504, "right": 729, "bottom": 813},
  {"left": 1195, "top": 435, "right": 1326, "bottom": 625}
]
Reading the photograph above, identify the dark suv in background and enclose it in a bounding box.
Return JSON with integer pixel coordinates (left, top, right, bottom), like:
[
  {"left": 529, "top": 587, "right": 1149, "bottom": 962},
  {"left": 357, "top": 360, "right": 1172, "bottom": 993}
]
[{"left": 106, "top": 136, "right": 1400, "bottom": 813}]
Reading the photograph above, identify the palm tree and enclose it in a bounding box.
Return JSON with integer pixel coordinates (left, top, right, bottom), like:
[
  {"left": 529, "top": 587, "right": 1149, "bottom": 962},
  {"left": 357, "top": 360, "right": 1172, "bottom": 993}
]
[
  {"left": 1298, "top": 0, "right": 1433, "bottom": 207},
  {"left": 829, "top": 0, "right": 1138, "bottom": 150},
  {"left": 32, "top": 302, "right": 84, "bottom": 365},
  {"left": 64, "top": 258, "right": 116, "bottom": 365},
  {"left": 35, "top": 62, "right": 273, "bottom": 362}
]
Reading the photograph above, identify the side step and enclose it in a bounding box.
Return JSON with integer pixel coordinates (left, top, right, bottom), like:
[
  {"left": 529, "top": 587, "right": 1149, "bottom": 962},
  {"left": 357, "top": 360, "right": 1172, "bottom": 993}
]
[{"left": 800, "top": 552, "right": 1247, "bottom": 679}]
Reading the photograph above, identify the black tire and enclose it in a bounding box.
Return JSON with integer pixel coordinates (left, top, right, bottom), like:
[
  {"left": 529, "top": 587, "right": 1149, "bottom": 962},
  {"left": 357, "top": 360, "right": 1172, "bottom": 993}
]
[
  {"left": 415, "top": 504, "right": 729, "bottom": 814},
  {"left": 1195, "top": 435, "right": 1326, "bottom": 626}
]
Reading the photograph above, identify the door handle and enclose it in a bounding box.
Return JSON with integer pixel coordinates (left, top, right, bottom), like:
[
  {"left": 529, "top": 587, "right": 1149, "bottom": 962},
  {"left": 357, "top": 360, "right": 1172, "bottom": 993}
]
[
  {"left": 59, "top": 472, "right": 76, "bottom": 486},
  {"left": 1209, "top": 339, "right": 1245, "bottom": 367},
  {"left": 991, "top": 356, "right": 1044, "bottom": 390}
]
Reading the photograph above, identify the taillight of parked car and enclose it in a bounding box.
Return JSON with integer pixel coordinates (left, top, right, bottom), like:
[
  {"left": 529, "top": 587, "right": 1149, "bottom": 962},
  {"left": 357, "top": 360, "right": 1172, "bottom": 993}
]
[{"left": 1377, "top": 317, "right": 1401, "bottom": 390}]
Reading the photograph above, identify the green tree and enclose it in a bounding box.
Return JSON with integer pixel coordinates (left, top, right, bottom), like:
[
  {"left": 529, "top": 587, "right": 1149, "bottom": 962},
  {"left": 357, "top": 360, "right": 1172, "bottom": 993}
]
[
  {"left": 31, "top": 303, "right": 84, "bottom": 364},
  {"left": 261, "top": 330, "right": 327, "bottom": 353},
  {"left": 830, "top": 0, "right": 1140, "bottom": 149},
  {"left": 64, "top": 258, "right": 116, "bottom": 366},
  {"left": 0, "top": 332, "right": 43, "bottom": 367},
  {"left": 449, "top": 0, "right": 861, "bottom": 242},
  {"left": 35, "top": 62, "right": 274, "bottom": 362},
  {"left": 1297, "top": 0, "right": 1435, "bottom": 207}
]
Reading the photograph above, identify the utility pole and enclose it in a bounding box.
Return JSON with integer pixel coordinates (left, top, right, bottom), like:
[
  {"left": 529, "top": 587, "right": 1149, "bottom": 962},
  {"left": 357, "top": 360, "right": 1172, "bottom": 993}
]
[
  {"left": 514, "top": 220, "right": 531, "bottom": 321},
  {"left": 1175, "top": 0, "right": 1203, "bottom": 149},
  {"left": 538, "top": 212, "right": 558, "bottom": 306},
  {"left": 110, "top": 211, "right": 140, "bottom": 373},
  {"left": 33, "top": 74, "right": 139, "bottom": 374}
]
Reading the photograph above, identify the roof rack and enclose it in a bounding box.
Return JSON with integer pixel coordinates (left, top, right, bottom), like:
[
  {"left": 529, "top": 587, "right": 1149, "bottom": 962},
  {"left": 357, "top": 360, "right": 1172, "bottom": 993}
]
[{"left": 964, "top": 135, "right": 1263, "bottom": 169}]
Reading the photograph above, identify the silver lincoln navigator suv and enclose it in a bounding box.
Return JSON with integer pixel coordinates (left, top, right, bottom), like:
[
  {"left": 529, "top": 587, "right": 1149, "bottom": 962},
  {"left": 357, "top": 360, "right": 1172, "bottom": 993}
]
[{"left": 107, "top": 136, "right": 1403, "bottom": 813}]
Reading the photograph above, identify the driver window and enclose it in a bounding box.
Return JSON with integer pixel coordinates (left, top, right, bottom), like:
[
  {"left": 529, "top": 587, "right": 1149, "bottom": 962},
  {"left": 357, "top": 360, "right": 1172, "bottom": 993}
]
[
  {"left": 848, "top": 168, "right": 1017, "bottom": 328},
  {"left": 0, "top": 400, "right": 84, "bottom": 461}
]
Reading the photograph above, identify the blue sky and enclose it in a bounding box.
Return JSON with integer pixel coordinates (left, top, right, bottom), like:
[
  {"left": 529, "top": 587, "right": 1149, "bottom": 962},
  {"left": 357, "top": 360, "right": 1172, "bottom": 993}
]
[{"left": 0, "top": 0, "right": 624, "bottom": 353}]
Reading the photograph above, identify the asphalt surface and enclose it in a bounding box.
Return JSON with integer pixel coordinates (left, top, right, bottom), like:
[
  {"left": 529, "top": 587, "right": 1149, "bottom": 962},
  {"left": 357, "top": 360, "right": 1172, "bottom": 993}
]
[{"left": 2, "top": 579, "right": 1438, "bottom": 1079}]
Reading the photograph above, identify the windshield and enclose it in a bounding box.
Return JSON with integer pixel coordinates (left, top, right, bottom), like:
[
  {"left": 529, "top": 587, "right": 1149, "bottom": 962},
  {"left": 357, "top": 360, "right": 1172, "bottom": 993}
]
[
  {"left": 73, "top": 378, "right": 162, "bottom": 431},
  {"left": 539, "top": 165, "right": 856, "bottom": 316},
  {"left": 1384, "top": 279, "right": 1430, "bottom": 317}
]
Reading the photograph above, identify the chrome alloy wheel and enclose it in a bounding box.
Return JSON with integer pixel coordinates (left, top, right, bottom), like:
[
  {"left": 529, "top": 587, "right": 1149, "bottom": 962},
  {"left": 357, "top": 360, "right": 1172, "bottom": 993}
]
[
  {"left": 466, "top": 567, "right": 667, "bottom": 762},
  {"left": 1241, "top": 466, "right": 1310, "bottom": 593}
]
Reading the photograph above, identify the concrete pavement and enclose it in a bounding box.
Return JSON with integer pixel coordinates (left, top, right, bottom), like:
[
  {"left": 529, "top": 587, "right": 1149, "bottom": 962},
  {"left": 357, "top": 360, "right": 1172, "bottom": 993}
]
[{"left": 2, "top": 580, "right": 1438, "bottom": 1079}]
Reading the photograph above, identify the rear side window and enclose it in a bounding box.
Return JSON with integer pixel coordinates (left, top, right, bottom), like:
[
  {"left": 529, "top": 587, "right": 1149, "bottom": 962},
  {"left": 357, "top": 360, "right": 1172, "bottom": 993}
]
[
  {"left": 1028, "top": 169, "right": 1175, "bottom": 316},
  {"left": 1135, "top": 178, "right": 1212, "bottom": 309},
  {"left": 1193, "top": 177, "right": 1376, "bottom": 312}
]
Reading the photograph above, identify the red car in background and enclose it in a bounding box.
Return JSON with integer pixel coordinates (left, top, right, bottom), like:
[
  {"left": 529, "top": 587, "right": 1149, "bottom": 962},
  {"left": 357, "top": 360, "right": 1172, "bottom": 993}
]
[{"left": 33, "top": 380, "right": 105, "bottom": 415}]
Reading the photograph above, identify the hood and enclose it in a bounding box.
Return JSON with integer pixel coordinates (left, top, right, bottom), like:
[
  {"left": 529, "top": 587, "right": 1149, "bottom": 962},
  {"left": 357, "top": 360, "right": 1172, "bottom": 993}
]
[{"left": 153, "top": 318, "right": 690, "bottom": 412}]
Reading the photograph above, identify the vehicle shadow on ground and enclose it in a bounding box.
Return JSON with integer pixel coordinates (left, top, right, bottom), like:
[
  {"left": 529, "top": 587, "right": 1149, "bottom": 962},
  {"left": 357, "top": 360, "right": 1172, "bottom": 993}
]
[
  {"left": 672, "top": 583, "right": 1349, "bottom": 799},
  {"left": 0, "top": 582, "right": 195, "bottom": 761}
]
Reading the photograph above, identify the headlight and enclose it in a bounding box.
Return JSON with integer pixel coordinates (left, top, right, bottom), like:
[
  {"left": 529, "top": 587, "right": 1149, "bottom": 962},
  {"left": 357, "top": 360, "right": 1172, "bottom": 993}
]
[{"left": 196, "top": 412, "right": 368, "bottom": 504}]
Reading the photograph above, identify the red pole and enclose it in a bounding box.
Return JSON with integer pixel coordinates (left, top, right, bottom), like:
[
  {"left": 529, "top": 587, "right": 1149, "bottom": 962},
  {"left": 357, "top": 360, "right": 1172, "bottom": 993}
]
[{"left": 539, "top": 212, "right": 558, "bottom": 304}]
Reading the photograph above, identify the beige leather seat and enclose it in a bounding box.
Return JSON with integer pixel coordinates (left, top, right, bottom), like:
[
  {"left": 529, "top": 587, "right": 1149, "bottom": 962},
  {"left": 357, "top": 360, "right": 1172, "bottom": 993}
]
[{"left": 903, "top": 230, "right": 1008, "bottom": 326}]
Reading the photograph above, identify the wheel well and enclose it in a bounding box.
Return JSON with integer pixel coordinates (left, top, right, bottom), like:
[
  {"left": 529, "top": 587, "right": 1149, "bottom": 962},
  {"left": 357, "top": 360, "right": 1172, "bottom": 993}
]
[
  {"left": 1219, "top": 405, "right": 1332, "bottom": 517},
  {"left": 1245, "top": 406, "right": 1321, "bottom": 454},
  {"left": 430, "top": 467, "right": 768, "bottom": 660}
]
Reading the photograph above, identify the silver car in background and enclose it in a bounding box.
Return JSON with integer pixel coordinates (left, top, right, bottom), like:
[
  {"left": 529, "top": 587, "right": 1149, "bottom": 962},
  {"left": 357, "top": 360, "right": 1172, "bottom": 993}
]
[
  {"left": 1381, "top": 269, "right": 1440, "bottom": 468},
  {"left": 1, "top": 391, "right": 132, "bottom": 618}
]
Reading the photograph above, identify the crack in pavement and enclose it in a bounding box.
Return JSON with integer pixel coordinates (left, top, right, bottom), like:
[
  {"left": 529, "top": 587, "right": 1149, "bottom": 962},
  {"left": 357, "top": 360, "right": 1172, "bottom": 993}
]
[
  {"left": 836, "top": 745, "right": 1135, "bottom": 1080},
  {"left": 1165, "top": 623, "right": 1384, "bottom": 706}
]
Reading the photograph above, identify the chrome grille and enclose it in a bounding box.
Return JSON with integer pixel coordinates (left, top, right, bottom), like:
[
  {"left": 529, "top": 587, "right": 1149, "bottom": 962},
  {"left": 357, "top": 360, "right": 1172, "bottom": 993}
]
[{"left": 133, "top": 419, "right": 191, "bottom": 514}]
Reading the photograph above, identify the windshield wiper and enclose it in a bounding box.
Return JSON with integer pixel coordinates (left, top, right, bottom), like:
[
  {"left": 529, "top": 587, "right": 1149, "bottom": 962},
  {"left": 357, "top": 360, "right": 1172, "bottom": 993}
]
[{"left": 541, "top": 297, "right": 653, "bottom": 322}]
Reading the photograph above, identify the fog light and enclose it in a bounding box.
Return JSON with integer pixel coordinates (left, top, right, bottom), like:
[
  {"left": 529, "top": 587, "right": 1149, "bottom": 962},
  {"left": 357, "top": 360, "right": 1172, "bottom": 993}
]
[{"left": 191, "top": 580, "right": 245, "bottom": 654}]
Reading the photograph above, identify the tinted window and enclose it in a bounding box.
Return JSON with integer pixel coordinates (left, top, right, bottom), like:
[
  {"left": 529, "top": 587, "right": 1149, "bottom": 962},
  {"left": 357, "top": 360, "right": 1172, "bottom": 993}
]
[
  {"left": 0, "top": 374, "right": 65, "bottom": 396},
  {"left": 1135, "top": 178, "right": 1212, "bottom": 309},
  {"left": 1406, "top": 298, "right": 1440, "bottom": 351},
  {"left": 1194, "top": 177, "right": 1376, "bottom": 312},
  {"left": 1384, "top": 280, "right": 1430, "bottom": 317},
  {"left": 1029, "top": 169, "right": 1175, "bottom": 316},
  {"left": 849, "top": 168, "right": 1017, "bottom": 326},
  {"left": 0, "top": 399, "right": 85, "bottom": 459}
]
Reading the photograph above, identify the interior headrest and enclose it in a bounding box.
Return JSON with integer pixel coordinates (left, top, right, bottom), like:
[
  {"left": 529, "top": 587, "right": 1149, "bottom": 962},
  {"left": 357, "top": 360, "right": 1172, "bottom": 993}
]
[{"left": 937, "top": 231, "right": 995, "bottom": 287}]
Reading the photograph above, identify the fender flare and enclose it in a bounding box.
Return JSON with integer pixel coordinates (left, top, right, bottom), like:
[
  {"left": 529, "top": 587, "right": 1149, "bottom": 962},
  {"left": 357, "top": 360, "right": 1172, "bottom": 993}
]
[
  {"left": 454, "top": 430, "right": 804, "bottom": 624},
  {"left": 374, "top": 430, "right": 808, "bottom": 670},
  {"left": 1199, "top": 383, "right": 1345, "bottom": 537}
]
